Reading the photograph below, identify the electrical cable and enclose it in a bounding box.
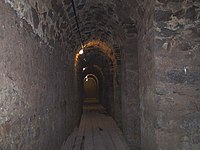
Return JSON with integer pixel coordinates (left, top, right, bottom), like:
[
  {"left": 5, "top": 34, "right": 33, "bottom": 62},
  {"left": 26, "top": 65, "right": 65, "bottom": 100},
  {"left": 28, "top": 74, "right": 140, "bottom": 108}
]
[{"left": 71, "top": 0, "right": 84, "bottom": 48}]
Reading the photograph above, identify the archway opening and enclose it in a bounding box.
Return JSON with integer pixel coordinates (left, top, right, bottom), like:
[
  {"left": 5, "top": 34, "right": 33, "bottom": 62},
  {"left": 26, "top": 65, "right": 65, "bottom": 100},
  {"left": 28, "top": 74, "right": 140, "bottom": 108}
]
[
  {"left": 82, "top": 74, "right": 102, "bottom": 111},
  {"left": 83, "top": 74, "right": 99, "bottom": 101},
  {"left": 75, "top": 40, "right": 117, "bottom": 117},
  {"left": 77, "top": 51, "right": 114, "bottom": 114}
]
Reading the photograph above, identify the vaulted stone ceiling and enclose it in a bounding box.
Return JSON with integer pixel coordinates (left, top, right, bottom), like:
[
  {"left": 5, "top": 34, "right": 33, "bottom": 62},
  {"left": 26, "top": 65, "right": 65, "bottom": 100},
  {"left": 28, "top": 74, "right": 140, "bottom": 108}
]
[
  {"left": 6, "top": 0, "right": 139, "bottom": 52},
  {"left": 69, "top": 0, "right": 141, "bottom": 63}
]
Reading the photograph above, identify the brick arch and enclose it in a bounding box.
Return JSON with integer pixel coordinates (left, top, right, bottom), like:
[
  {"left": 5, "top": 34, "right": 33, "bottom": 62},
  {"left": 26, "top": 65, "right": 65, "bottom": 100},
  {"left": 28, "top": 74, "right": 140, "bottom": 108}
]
[{"left": 74, "top": 39, "right": 117, "bottom": 72}]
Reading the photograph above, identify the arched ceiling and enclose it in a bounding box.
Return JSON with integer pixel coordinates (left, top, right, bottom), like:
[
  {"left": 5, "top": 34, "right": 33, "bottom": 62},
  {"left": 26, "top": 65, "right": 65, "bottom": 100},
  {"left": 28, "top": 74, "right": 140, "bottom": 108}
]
[
  {"left": 66, "top": 0, "right": 138, "bottom": 52},
  {"left": 6, "top": 0, "right": 140, "bottom": 55},
  {"left": 6, "top": 0, "right": 141, "bottom": 85},
  {"left": 77, "top": 47, "right": 113, "bottom": 79}
]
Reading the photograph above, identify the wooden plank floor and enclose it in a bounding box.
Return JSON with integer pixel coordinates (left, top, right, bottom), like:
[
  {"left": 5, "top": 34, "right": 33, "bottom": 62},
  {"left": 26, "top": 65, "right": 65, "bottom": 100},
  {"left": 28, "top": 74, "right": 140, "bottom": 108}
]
[{"left": 60, "top": 102, "right": 130, "bottom": 150}]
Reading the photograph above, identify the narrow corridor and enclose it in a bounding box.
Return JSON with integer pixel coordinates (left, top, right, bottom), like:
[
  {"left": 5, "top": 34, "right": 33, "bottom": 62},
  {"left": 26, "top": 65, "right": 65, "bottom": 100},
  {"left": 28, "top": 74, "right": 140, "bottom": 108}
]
[{"left": 0, "top": 0, "right": 199, "bottom": 150}]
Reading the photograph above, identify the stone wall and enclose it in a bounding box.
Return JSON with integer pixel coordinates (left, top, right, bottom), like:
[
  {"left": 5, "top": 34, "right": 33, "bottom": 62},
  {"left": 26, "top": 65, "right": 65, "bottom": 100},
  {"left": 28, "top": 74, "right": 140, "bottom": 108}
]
[
  {"left": 121, "top": 33, "right": 140, "bottom": 149},
  {"left": 0, "top": 1, "right": 79, "bottom": 150},
  {"left": 4, "top": 0, "right": 78, "bottom": 51},
  {"left": 138, "top": 0, "right": 200, "bottom": 149},
  {"left": 154, "top": 0, "right": 200, "bottom": 149},
  {"left": 138, "top": 0, "right": 156, "bottom": 149}
]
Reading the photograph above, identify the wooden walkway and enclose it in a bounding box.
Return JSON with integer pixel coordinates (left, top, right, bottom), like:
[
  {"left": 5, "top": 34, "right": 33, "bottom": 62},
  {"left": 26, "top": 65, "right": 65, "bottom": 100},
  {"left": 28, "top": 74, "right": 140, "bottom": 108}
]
[{"left": 60, "top": 102, "right": 130, "bottom": 150}]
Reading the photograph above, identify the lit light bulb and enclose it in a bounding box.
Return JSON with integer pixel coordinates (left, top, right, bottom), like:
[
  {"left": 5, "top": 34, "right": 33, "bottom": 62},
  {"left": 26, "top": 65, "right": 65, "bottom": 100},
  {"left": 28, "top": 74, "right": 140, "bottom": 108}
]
[
  {"left": 83, "top": 68, "right": 86, "bottom": 71},
  {"left": 79, "top": 49, "right": 84, "bottom": 55}
]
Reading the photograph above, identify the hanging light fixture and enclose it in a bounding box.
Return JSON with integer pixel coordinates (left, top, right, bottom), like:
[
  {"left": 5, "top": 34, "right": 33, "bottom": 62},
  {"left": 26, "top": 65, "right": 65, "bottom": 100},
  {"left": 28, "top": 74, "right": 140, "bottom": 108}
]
[
  {"left": 71, "top": 0, "right": 84, "bottom": 54},
  {"left": 79, "top": 49, "right": 84, "bottom": 55},
  {"left": 85, "top": 75, "right": 89, "bottom": 82}
]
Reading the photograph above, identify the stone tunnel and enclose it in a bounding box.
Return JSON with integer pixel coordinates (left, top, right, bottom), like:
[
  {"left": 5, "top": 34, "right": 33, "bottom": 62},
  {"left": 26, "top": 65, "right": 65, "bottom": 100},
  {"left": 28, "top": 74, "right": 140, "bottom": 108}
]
[{"left": 0, "top": 0, "right": 200, "bottom": 150}]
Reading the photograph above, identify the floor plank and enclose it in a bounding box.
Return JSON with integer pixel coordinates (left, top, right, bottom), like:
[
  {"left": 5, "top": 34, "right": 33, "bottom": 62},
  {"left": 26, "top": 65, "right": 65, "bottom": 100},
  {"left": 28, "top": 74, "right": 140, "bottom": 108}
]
[
  {"left": 73, "top": 114, "right": 86, "bottom": 150},
  {"left": 61, "top": 103, "right": 130, "bottom": 150}
]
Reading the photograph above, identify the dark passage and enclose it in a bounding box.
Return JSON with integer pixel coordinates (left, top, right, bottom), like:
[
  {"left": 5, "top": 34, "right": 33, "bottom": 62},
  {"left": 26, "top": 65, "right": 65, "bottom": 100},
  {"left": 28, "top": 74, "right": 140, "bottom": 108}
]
[{"left": 0, "top": 0, "right": 199, "bottom": 150}]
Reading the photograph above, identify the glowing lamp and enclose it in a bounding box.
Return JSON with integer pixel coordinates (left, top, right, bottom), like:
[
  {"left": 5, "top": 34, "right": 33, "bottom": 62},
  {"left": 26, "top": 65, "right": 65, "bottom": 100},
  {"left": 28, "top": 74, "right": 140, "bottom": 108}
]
[{"left": 79, "top": 49, "right": 84, "bottom": 55}]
